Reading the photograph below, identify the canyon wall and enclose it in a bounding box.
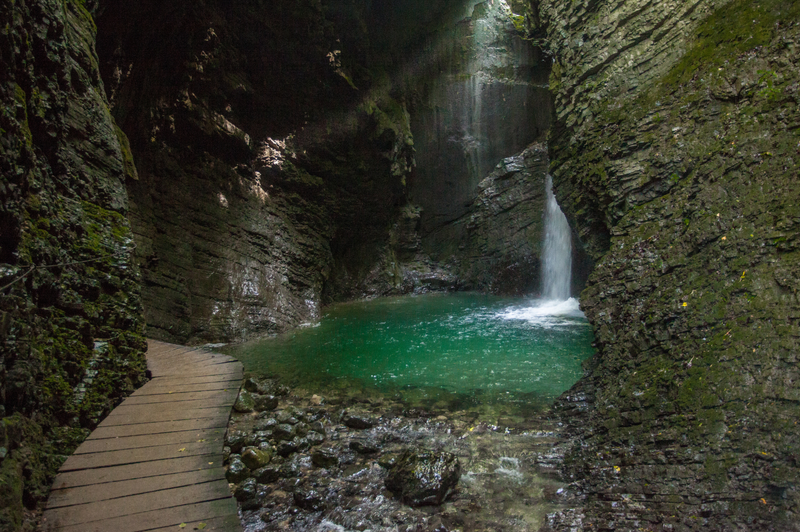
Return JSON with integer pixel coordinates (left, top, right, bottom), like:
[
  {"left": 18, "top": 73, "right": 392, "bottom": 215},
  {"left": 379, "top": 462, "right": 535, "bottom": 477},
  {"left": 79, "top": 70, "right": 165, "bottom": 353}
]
[
  {"left": 0, "top": 1, "right": 146, "bottom": 528},
  {"left": 96, "top": 0, "right": 557, "bottom": 344},
  {"left": 540, "top": 0, "right": 800, "bottom": 529}
]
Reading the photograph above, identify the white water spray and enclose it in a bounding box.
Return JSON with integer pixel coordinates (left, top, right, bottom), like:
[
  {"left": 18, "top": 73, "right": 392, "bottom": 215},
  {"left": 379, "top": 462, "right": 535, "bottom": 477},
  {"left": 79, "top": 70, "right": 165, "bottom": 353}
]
[{"left": 541, "top": 174, "right": 572, "bottom": 301}]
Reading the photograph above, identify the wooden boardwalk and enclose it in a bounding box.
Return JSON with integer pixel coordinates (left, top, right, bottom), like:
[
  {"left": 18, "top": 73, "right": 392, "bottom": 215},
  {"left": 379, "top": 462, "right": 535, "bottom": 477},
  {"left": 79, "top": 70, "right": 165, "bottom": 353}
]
[{"left": 41, "top": 340, "right": 243, "bottom": 532}]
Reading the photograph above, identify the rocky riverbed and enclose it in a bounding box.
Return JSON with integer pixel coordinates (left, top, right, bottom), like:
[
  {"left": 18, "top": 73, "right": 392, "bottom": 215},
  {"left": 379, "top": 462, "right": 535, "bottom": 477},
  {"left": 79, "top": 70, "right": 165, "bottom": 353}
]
[{"left": 224, "top": 375, "right": 576, "bottom": 532}]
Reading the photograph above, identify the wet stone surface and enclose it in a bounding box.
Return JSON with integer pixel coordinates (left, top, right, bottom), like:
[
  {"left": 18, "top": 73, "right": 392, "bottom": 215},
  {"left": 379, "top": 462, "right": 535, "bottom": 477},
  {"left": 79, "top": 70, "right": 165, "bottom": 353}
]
[{"left": 226, "top": 376, "right": 572, "bottom": 531}]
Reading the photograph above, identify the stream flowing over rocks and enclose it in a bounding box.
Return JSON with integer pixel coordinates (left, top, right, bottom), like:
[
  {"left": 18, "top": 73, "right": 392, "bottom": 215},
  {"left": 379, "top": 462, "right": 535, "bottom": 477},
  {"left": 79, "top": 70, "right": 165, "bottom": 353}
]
[{"left": 225, "top": 375, "right": 575, "bottom": 532}]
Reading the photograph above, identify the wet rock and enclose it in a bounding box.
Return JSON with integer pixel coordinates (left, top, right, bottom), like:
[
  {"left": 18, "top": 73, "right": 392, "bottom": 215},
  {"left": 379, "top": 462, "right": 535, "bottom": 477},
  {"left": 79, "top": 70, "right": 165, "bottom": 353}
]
[
  {"left": 222, "top": 446, "right": 231, "bottom": 462},
  {"left": 254, "top": 417, "right": 278, "bottom": 431},
  {"left": 378, "top": 453, "right": 400, "bottom": 469},
  {"left": 234, "top": 390, "right": 256, "bottom": 413},
  {"left": 258, "top": 442, "right": 273, "bottom": 453},
  {"left": 306, "top": 431, "right": 325, "bottom": 447},
  {"left": 293, "top": 488, "right": 325, "bottom": 511},
  {"left": 241, "top": 446, "right": 272, "bottom": 470},
  {"left": 279, "top": 462, "right": 301, "bottom": 478},
  {"left": 248, "top": 431, "right": 272, "bottom": 446},
  {"left": 254, "top": 394, "right": 279, "bottom": 412},
  {"left": 253, "top": 465, "right": 281, "bottom": 484},
  {"left": 310, "top": 421, "right": 326, "bottom": 435},
  {"left": 225, "top": 430, "right": 247, "bottom": 453},
  {"left": 277, "top": 439, "right": 299, "bottom": 457},
  {"left": 296, "top": 437, "right": 311, "bottom": 453},
  {"left": 342, "top": 411, "right": 375, "bottom": 429},
  {"left": 311, "top": 447, "right": 339, "bottom": 468},
  {"left": 276, "top": 410, "right": 299, "bottom": 424},
  {"left": 234, "top": 477, "right": 258, "bottom": 502},
  {"left": 385, "top": 449, "right": 461, "bottom": 506},
  {"left": 272, "top": 423, "right": 295, "bottom": 441},
  {"left": 226, "top": 456, "right": 250, "bottom": 484},
  {"left": 242, "top": 377, "right": 262, "bottom": 393},
  {"left": 294, "top": 422, "right": 310, "bottom": 437},
  {"left": 349, "top": 439, "right": 380, "bottom": 454}
]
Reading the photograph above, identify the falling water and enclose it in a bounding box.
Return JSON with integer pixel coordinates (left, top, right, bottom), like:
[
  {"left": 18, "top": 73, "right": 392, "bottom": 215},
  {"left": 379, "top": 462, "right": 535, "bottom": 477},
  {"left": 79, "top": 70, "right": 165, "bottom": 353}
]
[{"left": 542, "top": 174, "right": 572, "bottom": 300}]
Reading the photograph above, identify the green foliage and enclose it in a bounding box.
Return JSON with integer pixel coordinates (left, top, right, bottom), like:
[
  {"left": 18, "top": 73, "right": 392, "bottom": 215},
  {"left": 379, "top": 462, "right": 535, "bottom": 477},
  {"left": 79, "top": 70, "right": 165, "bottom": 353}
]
[{"left": 663, "top": 0, "right": 800, "bottom": 87}]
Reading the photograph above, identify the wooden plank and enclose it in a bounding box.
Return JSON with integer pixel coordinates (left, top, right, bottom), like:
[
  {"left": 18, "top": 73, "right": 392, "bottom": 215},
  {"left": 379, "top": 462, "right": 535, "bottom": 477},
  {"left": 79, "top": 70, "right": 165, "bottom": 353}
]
[
  {"left": 87, "top": 416, "right": 230, "bottom": 440},
  {"left": 132, "top": 379, "right": 241, "bottom": 396},
  {"left": 113, "top": 399, "right": 235, "bottom": 415},
  {"left": 120, "top": 389, "right": 238, "bottom": 406},
  {"left": 75, "top": 428, "right": 226, "bottom": 454},
  {"left": 48, "top": 498, "right": 239, "bottom": 532},
  {"left": 60, "top": 441, "right": 221, "bottom": 471},
  {"left": 98, "top": 406, "right": 230, "bottom": 427},
  {"left": 50, "top": 455, "right": 220, "bottom": 490},
  {"left": 151, "top": 366, "right": 242, "bottom": 379},
  {"left": 147, "top": 351, "right": 229, "bottom": 364},
  {"left": 148, "top": 359, "right": 239, "bottom": 375},
  {"left": 147, "top": 513, "right": 241, "bottom": 531},
  {"left": 47, "top": 468, "right": 227, "bottom": 508},
  {"left": 42, "top": 479, "right": 231, "bottom": 527}
]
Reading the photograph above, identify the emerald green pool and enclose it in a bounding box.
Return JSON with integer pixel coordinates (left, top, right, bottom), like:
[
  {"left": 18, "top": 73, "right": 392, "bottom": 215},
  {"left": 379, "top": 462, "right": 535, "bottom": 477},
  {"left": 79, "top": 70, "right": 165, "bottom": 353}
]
[{"left": 223, "top": 293, "right": 595, "bottom": 413}]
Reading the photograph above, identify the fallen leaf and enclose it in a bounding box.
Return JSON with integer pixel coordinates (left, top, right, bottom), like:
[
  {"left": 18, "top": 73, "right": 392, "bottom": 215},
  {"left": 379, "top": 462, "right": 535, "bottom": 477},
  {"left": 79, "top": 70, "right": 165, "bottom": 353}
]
[
  {"left": 196, "top": 524, "right": 207, "bottom": 530},
  {"left": 179, "top": 524, "right": 187, "bottom": 529},
  {"left": 178, "top": 448, "right": 186, "bottom": 452},
  {"left": 682, "top": 302, "right": 688, "bottom": 307}
]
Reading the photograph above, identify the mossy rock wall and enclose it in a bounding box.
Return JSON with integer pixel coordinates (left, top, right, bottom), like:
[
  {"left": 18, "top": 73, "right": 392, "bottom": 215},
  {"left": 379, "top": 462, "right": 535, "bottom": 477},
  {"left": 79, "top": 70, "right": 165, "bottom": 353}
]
[
  {"left": 540, "top": 0, "right": 800, "bottom": 529},
  {"left": 0, "top": 1, "right": 146, "bottom": 530}
]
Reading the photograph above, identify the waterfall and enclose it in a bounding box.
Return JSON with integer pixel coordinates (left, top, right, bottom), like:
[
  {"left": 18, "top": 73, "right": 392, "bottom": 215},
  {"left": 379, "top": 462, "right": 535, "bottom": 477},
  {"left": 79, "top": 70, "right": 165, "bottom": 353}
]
[{"left": 541, "top": 174, "right": 572, "bottom": 301}]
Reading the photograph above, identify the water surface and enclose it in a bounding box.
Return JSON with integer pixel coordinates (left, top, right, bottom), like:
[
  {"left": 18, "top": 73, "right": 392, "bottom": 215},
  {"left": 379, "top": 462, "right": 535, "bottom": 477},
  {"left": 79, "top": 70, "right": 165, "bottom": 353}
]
[{"left": 224, "top": 292, "right": 595, "bottom": 413}]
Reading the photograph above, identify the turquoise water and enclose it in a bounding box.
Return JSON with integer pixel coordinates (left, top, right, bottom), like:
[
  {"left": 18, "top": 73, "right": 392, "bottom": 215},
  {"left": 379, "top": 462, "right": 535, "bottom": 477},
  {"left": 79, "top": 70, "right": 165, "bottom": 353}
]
[{"left": 223, "top": 293, "right": 595, "bottom": 411}]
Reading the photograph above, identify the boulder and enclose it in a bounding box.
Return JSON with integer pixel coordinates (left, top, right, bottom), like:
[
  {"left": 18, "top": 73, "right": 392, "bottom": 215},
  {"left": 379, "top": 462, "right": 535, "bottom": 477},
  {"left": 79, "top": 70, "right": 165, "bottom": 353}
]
[
  {"left": 342, "top": 411, "right": 375, "bottom": 429},
  {"left": 293, "top": 489, "right": 325, "bottom": 511},
  {"left": 311, "top": 447, "right": 339, "bottom": 468},
  {"left": 226, "top": 456, "right": 250, "bottom": 484},
  {"left": 234, "top": 390, "right": 255, "bottom": 413},
  {"left": 254, "top": 394, "right": 279, "bottom": 412},
  {"left": 241, "top": 446, "right": 272, "bottom": 470},
  {"left": 385, "top": 449, "right": 461, "bottom": 506}
]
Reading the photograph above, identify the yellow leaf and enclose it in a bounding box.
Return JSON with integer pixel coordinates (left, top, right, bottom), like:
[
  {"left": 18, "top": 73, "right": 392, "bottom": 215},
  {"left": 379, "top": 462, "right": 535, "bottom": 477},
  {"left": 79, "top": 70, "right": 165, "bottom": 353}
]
[
  {"left": 178, "top": 448, "right": 186, "bottom": 452},
  {"left": 682, "top": 302, "right": 688, "bottom": 307},
  {"left": 179, "top": 524, "right": 187, "bottom": 529},
  {"left": 196, "top": 524, "right": 207, "bottom": 530},
  {"left": 720, "top": 236, "right": 726, "bottom": 240},
  {"left": 760, "top": 498, "right": 767, "bottom": 505},
  {"left": 208, "top": 462, "right": 214, "bottom": 465}
]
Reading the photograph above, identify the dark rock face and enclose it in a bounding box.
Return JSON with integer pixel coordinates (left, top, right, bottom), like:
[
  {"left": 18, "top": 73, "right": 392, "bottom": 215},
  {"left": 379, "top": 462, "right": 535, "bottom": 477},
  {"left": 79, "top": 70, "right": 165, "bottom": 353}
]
[
  {"left": 427, "top": 142, "right": 591, "bottom": 295},
  {"left": 88, "top": 0, "right": 559, "bottom": 344},
  {"left": 94, "top": 0, "right": 418, "bottom": 343},
  {"left": 385, "top": 449, "right": 461, "bottom": 506},
  {"left": 540, "top": 0, "right": 800, "bottom": 529},
  {"left": 400, "top": 1, "right": 552, "bottom": 234},
  {"left": 0, "top": 0, "right": 146, "bottom": 528}
]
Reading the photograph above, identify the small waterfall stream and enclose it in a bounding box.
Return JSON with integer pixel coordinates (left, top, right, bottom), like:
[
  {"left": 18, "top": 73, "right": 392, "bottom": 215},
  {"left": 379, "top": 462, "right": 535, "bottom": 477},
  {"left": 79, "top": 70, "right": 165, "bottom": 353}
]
[{"left": 541, "top": 174, "right": 572, "bottom": 301}]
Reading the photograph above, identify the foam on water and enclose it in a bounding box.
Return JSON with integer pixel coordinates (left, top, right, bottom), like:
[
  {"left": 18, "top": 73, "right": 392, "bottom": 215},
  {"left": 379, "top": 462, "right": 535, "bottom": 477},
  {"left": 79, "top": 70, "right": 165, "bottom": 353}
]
[{"left": 498, "top": 297, "right": 586, "bottom": 328}]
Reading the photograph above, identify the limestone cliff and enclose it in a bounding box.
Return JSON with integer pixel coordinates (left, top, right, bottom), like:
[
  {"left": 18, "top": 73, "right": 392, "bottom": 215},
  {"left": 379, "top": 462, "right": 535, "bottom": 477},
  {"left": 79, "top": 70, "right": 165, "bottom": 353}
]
[
  {"left": 96, "top": 0, "right": 416, "bottom": 343},
  {"left": 0, "top": 0, "right": 146, "bottom": 528},
  {"left": 95, "top": 0, "right": 557, "bottom": 343},
  {"left": 540, "top": 0, "right": 800, "bottom": 529}
]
